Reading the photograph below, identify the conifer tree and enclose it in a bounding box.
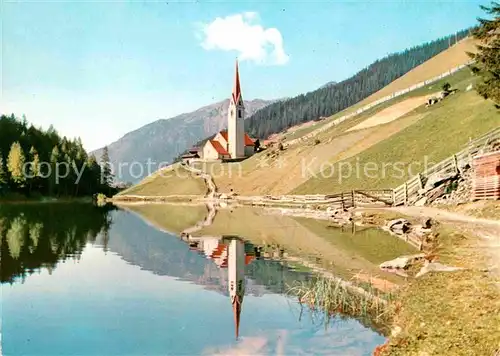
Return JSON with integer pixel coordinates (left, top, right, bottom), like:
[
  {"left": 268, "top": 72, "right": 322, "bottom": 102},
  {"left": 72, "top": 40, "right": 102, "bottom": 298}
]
[
  {"left": 7, "top": 142, "right": 26, "bottom": 188},
  {"left": 0, "top": 152, "right": 7, "bottom": 187},
  {"left": 100, "top": 146, "right": 113, "bottom": 188},
  {"left": 469, "top": 2, "right": 500, "bottom": 105}
]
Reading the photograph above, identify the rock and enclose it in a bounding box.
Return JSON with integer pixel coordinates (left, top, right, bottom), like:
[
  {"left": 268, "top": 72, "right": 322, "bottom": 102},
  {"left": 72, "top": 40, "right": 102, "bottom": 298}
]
[
  {"left": 422, "top": 218, "right": 433, "bottom": 229},
  {"left": 387, "top": 218, "right": 411, "bottom": 235},
  {"left": 415, "top": 261, "right": 466, "bottom": 278},
  {"left": 431, "top": 168, "right": 473, "bottom": 206},
  {"left": 380, "top": 253, "right": 426, "bottom": 270},
  {"left": 412, "top": 226, "right": 432, "bottom": 238},
  {"left": 424, "top": 171, "right": 457, "bottom": 190},
  {"left": 466, "top": 84, "right": 473, "bottom": 91}
]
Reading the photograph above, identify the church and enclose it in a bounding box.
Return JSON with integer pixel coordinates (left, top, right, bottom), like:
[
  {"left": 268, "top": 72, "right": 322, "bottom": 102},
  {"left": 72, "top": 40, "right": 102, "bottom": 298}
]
[{"left": 201, "top": 61, "right": 256, "bottom": 161}]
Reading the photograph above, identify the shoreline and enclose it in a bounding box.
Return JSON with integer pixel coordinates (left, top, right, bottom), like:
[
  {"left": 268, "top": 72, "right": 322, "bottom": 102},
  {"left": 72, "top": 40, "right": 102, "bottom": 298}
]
[{"left": 0, "top": 196, "right": 94, "bottom": 204}]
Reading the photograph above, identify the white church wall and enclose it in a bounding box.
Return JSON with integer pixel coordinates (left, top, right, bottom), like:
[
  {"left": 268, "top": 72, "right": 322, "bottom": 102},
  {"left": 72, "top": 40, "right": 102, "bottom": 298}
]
[{"left": 203, "top": 142, "right": 220, "bottom": 160}]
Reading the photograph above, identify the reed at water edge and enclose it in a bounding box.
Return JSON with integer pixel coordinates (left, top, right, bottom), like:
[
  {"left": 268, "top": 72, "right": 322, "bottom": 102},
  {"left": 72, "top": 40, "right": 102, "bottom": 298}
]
[{"left": 286, "top": 276, "right": 396, "bottom": 333}]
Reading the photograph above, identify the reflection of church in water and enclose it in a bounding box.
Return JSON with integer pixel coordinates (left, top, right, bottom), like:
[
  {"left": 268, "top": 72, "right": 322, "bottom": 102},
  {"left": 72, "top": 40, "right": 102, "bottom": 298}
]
[{"left": 188, "top": 236, "right": 254, "bottom": 339}]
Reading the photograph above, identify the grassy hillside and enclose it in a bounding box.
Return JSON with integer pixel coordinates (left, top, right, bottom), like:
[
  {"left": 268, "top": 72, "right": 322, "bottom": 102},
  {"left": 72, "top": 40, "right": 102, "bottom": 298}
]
[
  {"left": 194, "top": 67, "right": 494, "bottom": 195},
  {"left": 118, "top": 164, "right": 207, "bottom": 197},
  {"left": 285, "top": 37, "right": 477, "bottom": 142},
  {"left": 293, "top": 73, "right": 498, "bottom": 194}
]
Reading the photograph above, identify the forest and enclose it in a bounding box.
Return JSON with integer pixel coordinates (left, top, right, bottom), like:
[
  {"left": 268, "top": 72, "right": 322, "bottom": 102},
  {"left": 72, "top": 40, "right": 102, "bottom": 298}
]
[
  {"left": 245, "top": 29, "right": 471, "bottom": 139},
  {"left": 0, "top": 114, "right": 116, "bottom": 199}
]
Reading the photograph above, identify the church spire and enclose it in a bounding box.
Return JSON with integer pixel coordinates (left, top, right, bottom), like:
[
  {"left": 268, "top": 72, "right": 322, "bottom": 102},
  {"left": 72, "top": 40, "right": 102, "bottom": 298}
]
[
  {"left": 232, "top": 59, "right": 242, "bottom": 105},
  {"left": 232, "top": 295, "right": 242, "bottom": 339}
]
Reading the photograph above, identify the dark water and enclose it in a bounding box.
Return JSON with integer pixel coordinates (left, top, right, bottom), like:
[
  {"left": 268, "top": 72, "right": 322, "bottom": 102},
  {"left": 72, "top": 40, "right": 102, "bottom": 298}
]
[{"left": 1, "top": 204, "right": 386, "bottom": 355}]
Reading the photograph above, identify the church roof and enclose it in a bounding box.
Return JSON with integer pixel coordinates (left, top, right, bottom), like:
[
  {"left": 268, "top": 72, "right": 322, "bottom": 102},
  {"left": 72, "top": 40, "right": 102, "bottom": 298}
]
[
  {"left": 220, "top": 130, "right": 228, "bottom": 141},
  {"left": 232, "top": 60, "right": 242, "bottom": 104},
  {"left": 219, "top": 130, "right": 255, "bottom": 147},
  {"left": 209, "top": 140, "right": 229, "bottom": 155},
  {"left": 244, "top": 133, "right": 254, "bottom": 146}
]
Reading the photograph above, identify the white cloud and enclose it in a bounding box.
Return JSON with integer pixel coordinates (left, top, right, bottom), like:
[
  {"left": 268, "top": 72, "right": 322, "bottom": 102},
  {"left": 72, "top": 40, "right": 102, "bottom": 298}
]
[{"left": 198, "top": 12, "right": 289, "bottom": 65}]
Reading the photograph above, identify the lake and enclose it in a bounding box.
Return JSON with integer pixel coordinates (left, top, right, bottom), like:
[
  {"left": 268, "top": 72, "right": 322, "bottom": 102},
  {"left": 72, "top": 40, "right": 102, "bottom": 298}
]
[{"left": 1, "top": 203, "right": 413, "bottom": 355}]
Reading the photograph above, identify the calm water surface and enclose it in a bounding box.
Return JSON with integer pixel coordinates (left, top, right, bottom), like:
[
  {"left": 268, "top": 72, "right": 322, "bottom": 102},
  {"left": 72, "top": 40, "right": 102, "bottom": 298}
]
[{"left": 1, "top": 204, "right": 387, "bottom": 355}]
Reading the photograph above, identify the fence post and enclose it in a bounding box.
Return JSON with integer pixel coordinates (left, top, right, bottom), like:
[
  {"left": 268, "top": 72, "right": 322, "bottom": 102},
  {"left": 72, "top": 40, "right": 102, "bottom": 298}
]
[
  {"left": 418, "top": 173, "right": 424, "bottom": 190},
  {"left": 351, "top": 190, "right": 355, "bottom": 208},
  {"left": 392, "top": 189, "right": 396, "bottom": 206},
  {"left": 404, "top": 183, "right": 408, "bottom": 205},
  {"left": 341, "top": 192, "right": 345, "bottom": 210}
]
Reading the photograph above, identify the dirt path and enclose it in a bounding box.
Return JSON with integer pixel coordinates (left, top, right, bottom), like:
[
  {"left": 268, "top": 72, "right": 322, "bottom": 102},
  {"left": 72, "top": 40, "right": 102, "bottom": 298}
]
[
  {"left": 182, "top": 162, "right": 217, "bottom": 198},
  {"left": 347, "top": 95, "right": 434, "bottom": 132}
]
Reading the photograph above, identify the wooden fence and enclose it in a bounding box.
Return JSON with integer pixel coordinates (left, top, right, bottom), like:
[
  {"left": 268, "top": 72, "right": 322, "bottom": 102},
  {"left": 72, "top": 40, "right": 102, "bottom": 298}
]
[
  {"left": 243, "top": 189, "right": 394, "bottom": 209},
  {"left": 393, "top": 127, "right": 500, "bottom": 206}
]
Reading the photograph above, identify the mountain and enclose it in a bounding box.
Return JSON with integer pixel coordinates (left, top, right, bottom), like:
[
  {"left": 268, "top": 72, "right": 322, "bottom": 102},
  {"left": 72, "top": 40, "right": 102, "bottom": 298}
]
[{"left": 93, "top": 98, "right": 272, "bottom": 183}]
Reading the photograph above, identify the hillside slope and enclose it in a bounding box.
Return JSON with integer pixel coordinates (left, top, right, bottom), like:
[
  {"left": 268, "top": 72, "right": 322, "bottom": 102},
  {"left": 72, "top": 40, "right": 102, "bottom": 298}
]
[
  {"left": 188, "top": 69, "right": 491, "bottom": 196},
  {"left": 93, "top": 98, "right": 272, "bottom": 183},
  {"left": 119, "top": 37, "right": 496, "bottom": 198},
  {"left": 284, "top": 36, "right": 477, "bottom": 142},
  {"left": 245, "top": 29, "right": 470, "bottom": 140}
]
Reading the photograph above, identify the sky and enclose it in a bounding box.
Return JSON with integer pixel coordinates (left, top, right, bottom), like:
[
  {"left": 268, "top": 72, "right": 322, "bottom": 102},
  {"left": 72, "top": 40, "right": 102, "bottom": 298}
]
[{"left": 1, "top": 0, "right": 486, "bottom": 151}]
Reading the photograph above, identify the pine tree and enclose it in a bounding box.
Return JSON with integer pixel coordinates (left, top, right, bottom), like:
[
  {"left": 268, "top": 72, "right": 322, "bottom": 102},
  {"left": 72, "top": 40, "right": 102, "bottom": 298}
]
[
  {"left": 468, "top": 2, "right": 500, "bottom": 106},
  {"left": 0, "top": 152, "right": 7, "bottom": 187},
  {"left": 7, "top": 142, "right": 26, "bottom": 188},
  {"left": 100, "top": 146, "right": 113, "bottom": 188}
]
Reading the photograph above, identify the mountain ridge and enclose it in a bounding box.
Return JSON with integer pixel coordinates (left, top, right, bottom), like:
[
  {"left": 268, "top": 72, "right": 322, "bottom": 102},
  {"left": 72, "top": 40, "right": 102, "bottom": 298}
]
[{"left": 92, "top": 98, "right": 274, "bottom": 183}]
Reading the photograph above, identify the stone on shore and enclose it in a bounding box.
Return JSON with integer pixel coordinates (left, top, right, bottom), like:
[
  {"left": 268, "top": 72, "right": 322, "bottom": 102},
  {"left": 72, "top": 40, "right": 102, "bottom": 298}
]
[{"left": 379, "top": 253, "right": 426, "bottom": 270}]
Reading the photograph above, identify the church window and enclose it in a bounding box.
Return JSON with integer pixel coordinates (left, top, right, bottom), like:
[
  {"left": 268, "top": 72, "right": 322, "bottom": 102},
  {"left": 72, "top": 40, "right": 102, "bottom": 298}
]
[{"left": 238, "top": 109, "right": 242, "bottom": 118}]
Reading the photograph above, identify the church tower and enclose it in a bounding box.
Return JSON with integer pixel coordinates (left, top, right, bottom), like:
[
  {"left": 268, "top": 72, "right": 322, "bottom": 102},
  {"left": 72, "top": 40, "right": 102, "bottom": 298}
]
[
  {"left": 227, "top": 60, "right": 245, "bottom": 158},
  {"left": 228, "top": 238, "right": 245, "bottom": 339}
]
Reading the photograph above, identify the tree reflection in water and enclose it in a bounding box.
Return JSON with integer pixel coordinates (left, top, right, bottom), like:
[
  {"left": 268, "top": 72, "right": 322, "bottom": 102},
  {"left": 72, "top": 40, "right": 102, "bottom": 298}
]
[{"left": 0, "top": 203, "right": 115, "bottom": 284}]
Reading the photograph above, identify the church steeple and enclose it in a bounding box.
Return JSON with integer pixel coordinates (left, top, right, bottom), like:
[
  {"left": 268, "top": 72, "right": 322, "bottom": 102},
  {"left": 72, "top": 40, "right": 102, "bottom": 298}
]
[
  {"left": 228, "top": 238, "right": 245, "bottom": 339},
  {"left": 232, "top": 295, "right": 242, "bottom": 339},
  {"left": 227, "top": 59, "right": 245, "bottom": 158},
  {"left": 232, "top": 59, "right": 243, "bottom": 105}
]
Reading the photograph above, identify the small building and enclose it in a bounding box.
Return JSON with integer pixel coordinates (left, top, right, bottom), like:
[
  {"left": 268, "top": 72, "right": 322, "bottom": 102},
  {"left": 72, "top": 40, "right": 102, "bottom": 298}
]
[{"left": 181, "top": 147, "right": 200, "bottom": 162}]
